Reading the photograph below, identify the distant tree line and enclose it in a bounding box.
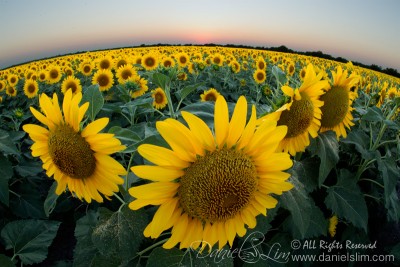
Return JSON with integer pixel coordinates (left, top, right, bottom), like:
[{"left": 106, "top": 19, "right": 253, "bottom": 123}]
[
  {"left": 3, "top": 43, "right": 399, "bottom": 78},
  {"left": 219, "top": 44, "right": 400, "bottom": 78}
]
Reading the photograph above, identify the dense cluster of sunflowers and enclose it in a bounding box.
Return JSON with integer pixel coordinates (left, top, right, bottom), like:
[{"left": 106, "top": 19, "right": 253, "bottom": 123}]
[{"left": 0, "top": 46, "right": 399, "bottom": 263}]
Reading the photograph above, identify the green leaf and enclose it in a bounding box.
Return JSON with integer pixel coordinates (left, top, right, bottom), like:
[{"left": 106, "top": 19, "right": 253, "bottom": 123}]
[
  {"left": 73, "top": 210, "right": 99, "bottom": 267},
  {"left": 290, "top": 158, "right": 319, "bottom": 193},
  {"left": 91, "top": 206, "right": 149, "bottom": 261},
  {"left": 308, "top": 131, "right": 339, "bottom": 186},
  {"left": 108, "top": 126, "right": 141, "bottom": 143},
  {"left": 271, "top": 65, "right": 287, "bottom": 85},
  {"left": 376, "top": 155, "right": 398, "bottom": 200},
  {"left": 146, "top": 247, "right": 233, "bottom": 267},
  {"left": 82, "top": 84, "right": 104, "bottom": 121},
  {"left": 383, "top": 119, "right": 400, "bottom": 130},
  {"left": 115, "top": 85, "right": 131, "bottom": 103},
  {"left": 0, "top": 153, "right": 12, "bottom": 206},
  {"left": 14, "top": 159, "right": 43, "bottom": 178},
  {"left": 1, "top": 220, "right": 60, "bottom": 265},
  {"left": 0, "top": 254, "right": 15, "bottom": 267},
  {"left": 363, "top": 106, "right": 384, "bottom": 122},
  {"left": 324, "top": 169, "right": 368, "bottom": 231},
  {"left": 341, "top": 129, "right": 374, "bottom": 160},
  {"left": 9, "top": 183, "right": 46, "bottom": 219},
  {"left": 90, "top": 253, "right": 120, "bottom": 267},
  {"left": 44, "top": 182, "right": 59, "bottom": 217},
  {"left": 0, "top": 129, "right": 19, "bottom": 155},
  {"left": 178, "top": 82, "right": 204, "bottom": 101},
  {"left": 280, "top": 175, "right": 311, "bottom": 238},
  {"left": 179, "top": 101, "right": 216, "bottom": 128},
  {"left": 152, "top": 73, "right": 171, "bottom": 90}
]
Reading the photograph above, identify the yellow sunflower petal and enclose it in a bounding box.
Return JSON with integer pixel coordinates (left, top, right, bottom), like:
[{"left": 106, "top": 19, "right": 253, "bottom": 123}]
[
  {"left": 214, "top": 96, "right": 229, "bottom": 148},
  {"left": 138, "top": 144, "right": 190, "bottom": 168},
  {"left": 163, "top": 213, "right": 188, "bottom": 249},
  {"left": 181, "top": 111, "right": 215, "bottom": 151},
  {"left": 226, "top": 96, "right": 247, "bottom": 148},
  {"left": 131, "top": 165, "right": 184, "bottom": 181},
  {"left": 81, "top": 118, "right": 109, "bottom": 137},
  {"left": 128, "top": 182, "right": 179, "bottom": 199},
  {"left": 156, "top": 121, "right": 196, "bottom": 162}
]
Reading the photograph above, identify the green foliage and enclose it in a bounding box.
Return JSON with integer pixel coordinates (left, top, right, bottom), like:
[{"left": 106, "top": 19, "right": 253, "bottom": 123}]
[
  {"left": 82, "top": 84, "right": 104, "bottom": 121},
  {"left": 308, "top": 131, "right": 339, "bottom": 186},
  {"left": 0, "top": 153, "right": 12, "bottom": 206},
  {"left": 91, "top": 206, "right": 149, "bottom": 262},
  {"left": 146, "top": 247, "right": 234, "bottom": 267},
  {"left": 324, "top": 170, "right": 368, "bottom": 231},
  {"left": 1, "top": 220, "right": 60, "bottom": 265}
]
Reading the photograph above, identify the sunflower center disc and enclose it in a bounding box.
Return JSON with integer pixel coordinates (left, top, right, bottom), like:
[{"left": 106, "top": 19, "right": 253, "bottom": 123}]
[
  {"left": 98, "top": 75, "right": 109, "bottom": 87},
  {"left": 320, "top": 86, "right": 349, "bottom": 128},
  {"left": 278, "top": 92, "right": 314, "bottom": 138},
  {"left": 205, "top": 93, "right": 217, "bottom": 101},
  {"left": 179, "top": 148, "right": 258, "bottom": 223},
  {"left": 48, "top": 124, "right": 96, "bottom": 179},
  {"left": 155, "top": 93, "right": 164, "bottom": 103}
]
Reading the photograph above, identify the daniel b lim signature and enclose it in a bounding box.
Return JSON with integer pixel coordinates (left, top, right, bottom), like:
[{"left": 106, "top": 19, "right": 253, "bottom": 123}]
[{"left": 189, "top": 231, "right": 290, "bottom": 264}]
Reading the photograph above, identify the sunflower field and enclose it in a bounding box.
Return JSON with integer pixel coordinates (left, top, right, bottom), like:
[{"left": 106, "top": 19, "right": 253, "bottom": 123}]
[{"left": 0, "top": 45, "right": 399, "bottom": 266}]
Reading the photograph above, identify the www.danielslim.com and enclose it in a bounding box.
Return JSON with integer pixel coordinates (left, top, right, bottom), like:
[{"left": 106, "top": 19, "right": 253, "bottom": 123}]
[{"left": 291, "top": 252, "right": 395, "bottom": 263}]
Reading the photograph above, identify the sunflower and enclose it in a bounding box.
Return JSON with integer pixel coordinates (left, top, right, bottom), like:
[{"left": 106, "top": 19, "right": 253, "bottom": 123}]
[
  {"left": 141, "top": 53, "right": 159, "bottom": 71},
  {"left": 229, "top": 60, "right": 240, "bottom": 74},
  {"left": 212, "top": 53, "right": 224, "bottom": 66},
  {"left": 151, "top": 88, "right": 168, "bottom": 109},
  {"left": 6, "top": 85, "right": 17, "bottom": 97},
  {"left": 114, "top": 57, "right": 129, "bottom": 69},
  {"left": 176, "top": 52, "right": 190, "bottom": 68},
  {"left": 177, "top": 71, "right": 187, "bottom": 81},
  {"left": 8, "top": 74, "right": 19, "bottom": 87},
  {"left": 387, "top": 87, "right": 398, "bottom": 100},
  {"left": 161, "top": 56, "right": 175, "bottom": 68},
  {"left": 64, "top": 66, "right": 74, "bottom": 76},
  {"left": 126, "top": 76, "right": 149, "bottom": 99},
  {"left": 23, "top": 79, "right": 39, "bottom": 98},
  {"left": 97, "top": 55, "right": 114, "bottom": 70},
  {"left": 116, "top": 64, "right": 137, "bottom": 84},
  {"left": 328, "top": 215, "right": 338, "bottom": 238},
  {"left": 61, "top": 76, "right": 82, "bottom": 94},
  {"left": 0, "top": 96, "right": 2, "bottom": 103},
  {"left": 256, "top": 57, "right": 266, "bottom": 70},
  {"left": 299, "top": 67, "right": 307, "bottom": 80},
  {"left": 319, "top": 66, "right": 359, "bottom": 139},
  {"left": 38, "top": 70, "right": 48, "bottom": 82},
  {"left": 287, "top": 63, "right": 295, "bottom": 76},
  {"left": 259, "top": 64, "right": 328, "bottom": 156},
  {"left": 128, "top": 95, "right": 293, "bottom": 250},
  {"left": 47, "top": 65, "right": 62, "bottom": 84},
  {"left": 200, "top": 88, "right": 221, "bottom": 102},
  {"left": 253, "top": 69, "right": 266, "bottom": 84},
  {"left": 22, "top": 89, "right": 126, "bottom": 203},
  {"left": 92, "top": 69, "right": 114, "bottom": 91},
  {"left": 0, "top": 80, "right": 5, "bottom": 92},
  {"left": 80, "top": 61, "right": 94, "bottom": 76}
]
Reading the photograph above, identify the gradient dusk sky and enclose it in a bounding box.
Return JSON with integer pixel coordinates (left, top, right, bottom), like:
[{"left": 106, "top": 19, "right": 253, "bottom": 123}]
[{"left": 0, "top": 0, "right": 399, "bottom": 70}]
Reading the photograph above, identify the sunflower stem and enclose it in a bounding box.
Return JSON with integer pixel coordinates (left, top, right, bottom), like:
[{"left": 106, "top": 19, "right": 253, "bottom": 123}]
[
  {"left": 371, "top": 102, "right": 398, "bottom": 151},
  {"left": 9, "top": 190, "right": 21, "bottom": 198},
  {"left": 125, "top": 152, "right": 135, "bottom": 192},
  {"left": 113, "top": 192, "right": 126, "bottom": 206},
  {"left": 359, "top": 178, "right": 385, "bottom": 189},
  {"left": 136, "top": 238, "right": 169, "bottom": 257},
  {"left": 363, "top": 194, "right": 380, "bottom": 201}
]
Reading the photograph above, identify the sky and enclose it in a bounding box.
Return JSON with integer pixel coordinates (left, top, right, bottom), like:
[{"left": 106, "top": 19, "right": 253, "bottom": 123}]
[{"left": 0, "top": 0, "right": 399, "bottom": 70}]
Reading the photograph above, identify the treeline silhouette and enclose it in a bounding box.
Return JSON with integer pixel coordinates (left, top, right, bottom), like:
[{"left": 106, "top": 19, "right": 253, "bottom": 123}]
[
  {"left": 3, "top": 43, "right": 399, "bottom": 78},
  {"left": 206, "top": 43, "right": 400, "bottom": 78}
]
